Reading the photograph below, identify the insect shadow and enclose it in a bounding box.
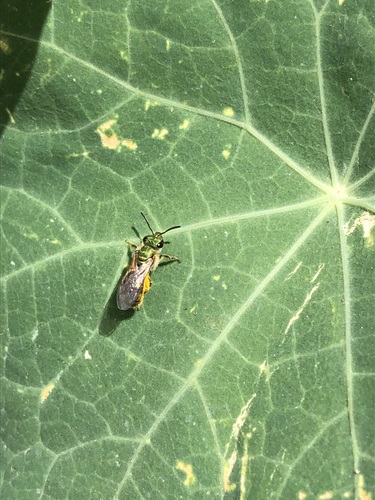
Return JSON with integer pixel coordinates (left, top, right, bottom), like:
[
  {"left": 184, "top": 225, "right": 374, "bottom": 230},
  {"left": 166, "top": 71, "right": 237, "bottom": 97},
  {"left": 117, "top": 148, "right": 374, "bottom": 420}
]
[
  {"left": 98, "top": 265, "right": 136, "bottom": 337},
  {"left": 99, "top": 226, "right": 141, "bottom": 336}
]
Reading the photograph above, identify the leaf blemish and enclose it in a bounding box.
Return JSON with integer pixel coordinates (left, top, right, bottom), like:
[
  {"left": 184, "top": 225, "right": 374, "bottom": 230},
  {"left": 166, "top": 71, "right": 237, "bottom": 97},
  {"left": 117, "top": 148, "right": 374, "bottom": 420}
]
[
  {"left": 5, "top": 108, "right": 15, "bottom": 124},
  {"left": 345, "top": 211, "right": 375, "bottom": 247},
  {"left": 310, "top": 263, "right": 325, "bottom": 283},
  {"left": 284, "top": 283, "right": 320, "bottom": 336},
  {"left": 223, "top": 107, "right": 234, "bottom": 117},
  {"left": 96, "top": 119, "right": 137, "bottom": 152},
  {"left": 98, "top": 119, "right": 117, "bottom": 132},
  {"left": 259, "top": 360, "right": 269, "bottom": 377},
  {"left": 40, "top": 383, "right": 55, "bottom": 404},
  {"left": 0, "top": 38, "right": 11, "bottom": 55},
  {"left": 223, "top": 452, "right": 237, "bottom": 492},
  {"left": 223, "top": 395, "right": 256, "bottom": 495},
  {"left": 318, "top": 491, "right": 333, "bottom": 499},
  {"left": 176, "top": 461, "right": 196, "bottom": 486},
  {"left": 179, "top": 119, "right": 190, "bottom": 130},
  {"left": 358, "top": 474, "right": 372, "bottom": 500},
  {"left": 222, "top": 149, "right": 231, "bottom": 159},
  {"left": 48, "top": 239, "right": 61, "bottom": 245},
  {"left": 152, "top": 128, "right": 168, "bottom": 140},
  {"left": 284, "top": 261, "right": 302, "bottom": 281},
  {"left": 122, "top": 139, "right": 138, "bottom": 151},
  {"left": 96, "top": 119, "right": 121, "bottom": 150},
  {"left": 144, "top": 99, "right": 160, "bottom": 111}
]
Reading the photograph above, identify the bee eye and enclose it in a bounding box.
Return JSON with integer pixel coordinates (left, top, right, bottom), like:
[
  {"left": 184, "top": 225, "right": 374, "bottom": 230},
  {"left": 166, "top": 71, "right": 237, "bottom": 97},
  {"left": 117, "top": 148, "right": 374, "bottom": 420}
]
[
  {"left": 143, "top": 236, "right": 148, "bottom": 243},
  {"left": 157, "top": 241, "right": 164, "bottom": 248}
]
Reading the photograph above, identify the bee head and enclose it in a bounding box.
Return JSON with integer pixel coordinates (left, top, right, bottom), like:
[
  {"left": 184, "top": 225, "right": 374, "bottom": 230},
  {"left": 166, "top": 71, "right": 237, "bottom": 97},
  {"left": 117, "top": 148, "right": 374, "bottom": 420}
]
[
  {"left": 141, "top": 212, "right": 180, "bottom": 250},
  {"left": 143, "top": 233, "right": 165, "bottom": 249}
]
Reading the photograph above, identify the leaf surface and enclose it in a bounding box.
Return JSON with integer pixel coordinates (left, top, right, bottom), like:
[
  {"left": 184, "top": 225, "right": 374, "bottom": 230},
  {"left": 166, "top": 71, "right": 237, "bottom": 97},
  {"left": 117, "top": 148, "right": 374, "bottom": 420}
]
[{"left": 1, "top": 0, "right": 374, "bottom": 498}]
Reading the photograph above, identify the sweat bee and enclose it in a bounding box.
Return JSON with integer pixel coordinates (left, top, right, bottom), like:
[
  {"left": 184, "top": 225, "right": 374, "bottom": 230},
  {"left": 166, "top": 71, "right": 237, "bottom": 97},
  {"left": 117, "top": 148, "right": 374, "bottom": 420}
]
[{"left": 116, "top": 213, "right": 181, "bottom": 310}]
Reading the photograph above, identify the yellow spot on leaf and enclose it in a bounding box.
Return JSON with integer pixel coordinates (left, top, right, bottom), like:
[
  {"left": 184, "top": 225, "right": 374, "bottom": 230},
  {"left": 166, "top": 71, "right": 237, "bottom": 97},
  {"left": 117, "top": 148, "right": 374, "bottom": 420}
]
[
  {"left": 6, "top": 108, "right": 16, "bottom": 124},
  {"left": 76, "top": 11, "right": 89, "bottom": 23},
  {"left": 122, "top": 139, "right": 138, "bottom": 150},
  {"left": 67, "top": 151, "right": 89, "bottom": 159},
  {"left": 127, "top": 352, "right": 141, "bottom": 362},
  {"left": 176, "top": 461, "right": 196, "bottom": 486},
  {"left": 298, "top": 492, "right": 307, "bottom": 500},
  {"left": 338, "top": 0, "right": 345, "bottom": 4},
  {"left": 0, "top": 38, "right": 11, "bottom": 55},
  {"left": 152, "top": 128, "right": 169, "bottom": 140},
  {"left": 318, "top": 491, "right": 333, "bottom": 500},
  {"left": 102, "top": 134, "right": 121, "bottom": 150},
  {"left": 212, "top": 275, "right": 220, "bottom": 281},
  {"left": 96, "top": 119, "right": 137, "bottom": 152},
  {"left": 99, "top": 119, "right": 117, "bottom": 132},
  {"left": 223, "top": 454, "right": 237, "bottom": 492},
  {"left": 223, "top": 107, "right": 235, "bottom": 117},
  {"left": 358, "top": 474, "right": 372, "bottom": 500},
  {"left": 259, "top": 360, "right": 269, "bottom": 376},
  {"left": 84, "top": 350, "right": 92, "bottom": 360},
  {"left": 40, "top": 383, "right": 55, "bottom": 403},
  {"left": 166, "top": 39, "right": 171, "bottom": 50},
  {"left": 24, "top": 231, "right": 39, "bottom": 241},
  {"left": 179, "top": 119, "right": 190, "bottom": 130},
  {"left": 144, "top": 99, "right": 160, "bottom": 111},
  {"left": 96, "top": 119, "right": 121, "bottom": 150},
  {"left": 222, "top": 149, "right": 231, "bottom": 159}
]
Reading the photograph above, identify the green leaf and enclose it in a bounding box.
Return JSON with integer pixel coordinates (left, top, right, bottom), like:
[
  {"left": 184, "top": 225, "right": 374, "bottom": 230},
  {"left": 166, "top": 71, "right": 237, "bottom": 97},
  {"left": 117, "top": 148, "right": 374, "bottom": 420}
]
[{"left": 1, "top": 0, "right": 374, "bottom": 498}]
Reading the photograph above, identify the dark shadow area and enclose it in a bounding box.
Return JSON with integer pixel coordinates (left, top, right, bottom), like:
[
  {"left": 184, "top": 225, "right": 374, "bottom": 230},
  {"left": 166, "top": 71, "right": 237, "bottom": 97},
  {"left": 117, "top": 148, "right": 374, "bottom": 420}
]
[
  {"left": 99, "top": 240, "right": 137, "bottom": 336},
  {"left": 131, "top": 225, "right": 142, "bottom": 240},
  {"left": 0, "top": 0, "right": 51, "bottom": 135},
  {"left": 98, "top": 271, "right": 136, "bottom": 337}
]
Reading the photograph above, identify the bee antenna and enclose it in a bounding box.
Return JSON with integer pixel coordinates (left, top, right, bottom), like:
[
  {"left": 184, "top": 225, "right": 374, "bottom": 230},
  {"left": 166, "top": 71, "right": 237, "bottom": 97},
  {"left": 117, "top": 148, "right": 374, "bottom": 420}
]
[
  {"left": 141, "top": 212, "right": 154, "bottom": 235},
  {"left": 161, "top": 225, "right": 181, "bottom": 235}
]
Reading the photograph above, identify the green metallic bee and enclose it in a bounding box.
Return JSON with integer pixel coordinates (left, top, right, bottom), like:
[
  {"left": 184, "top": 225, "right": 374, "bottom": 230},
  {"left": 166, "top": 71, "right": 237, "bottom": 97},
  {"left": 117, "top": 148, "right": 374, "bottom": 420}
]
[{"left": 117, "top": 213, "right": 181, "bottom": 310}]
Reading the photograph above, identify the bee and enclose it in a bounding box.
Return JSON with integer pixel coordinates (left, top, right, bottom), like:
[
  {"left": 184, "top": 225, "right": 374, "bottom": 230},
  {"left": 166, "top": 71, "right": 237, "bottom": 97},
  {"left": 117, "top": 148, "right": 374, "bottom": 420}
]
[{"left": 116, "top": 213, "right": 181, "bottom": 310}]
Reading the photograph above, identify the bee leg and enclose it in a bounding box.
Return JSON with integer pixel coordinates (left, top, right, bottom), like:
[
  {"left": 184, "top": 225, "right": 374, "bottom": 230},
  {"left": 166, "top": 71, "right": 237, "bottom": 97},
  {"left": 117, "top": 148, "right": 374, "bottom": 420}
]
[
  {"left": 161, "top": 254, "right": 180, "bottom": 263},
  {"left": 125, "top": 248, "right": 139, "bottom": 272}
]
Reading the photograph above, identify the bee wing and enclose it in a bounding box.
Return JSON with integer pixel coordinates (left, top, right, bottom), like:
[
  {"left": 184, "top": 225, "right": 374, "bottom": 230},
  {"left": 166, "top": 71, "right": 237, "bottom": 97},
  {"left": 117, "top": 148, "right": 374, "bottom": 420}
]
[{"left": 116, "top": 259, "right": 153, "bottom": 311}]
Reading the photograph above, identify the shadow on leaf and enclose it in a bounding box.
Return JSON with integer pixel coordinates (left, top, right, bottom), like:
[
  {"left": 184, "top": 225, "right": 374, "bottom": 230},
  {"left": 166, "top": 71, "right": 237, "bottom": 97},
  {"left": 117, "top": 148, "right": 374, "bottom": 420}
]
[
  {"left": 1, "top": 0, "right": 51, "bottom": 135},
  {"left": 98, "top": 273, "right": 135, "bottom": 337}
]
